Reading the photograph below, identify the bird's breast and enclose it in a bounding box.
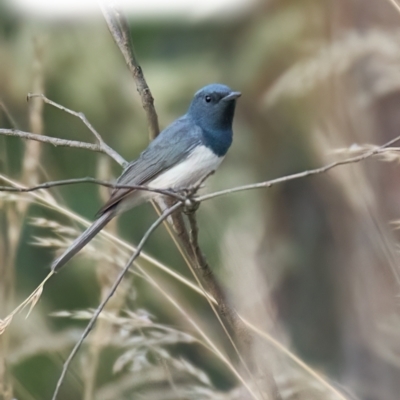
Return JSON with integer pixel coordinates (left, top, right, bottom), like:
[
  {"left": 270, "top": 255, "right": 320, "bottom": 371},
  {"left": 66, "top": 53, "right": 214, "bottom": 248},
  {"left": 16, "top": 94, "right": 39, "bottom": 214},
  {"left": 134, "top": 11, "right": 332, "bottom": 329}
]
[{"left": 148, "top": 145, "right": 223, "bottom": 190}]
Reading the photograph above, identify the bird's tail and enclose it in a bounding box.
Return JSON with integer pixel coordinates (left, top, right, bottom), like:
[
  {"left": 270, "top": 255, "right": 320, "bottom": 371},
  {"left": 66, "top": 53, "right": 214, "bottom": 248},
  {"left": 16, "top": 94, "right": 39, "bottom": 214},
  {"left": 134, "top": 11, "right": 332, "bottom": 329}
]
[{"left": 51, "top": 209, "right": 115, "bottom": 272}]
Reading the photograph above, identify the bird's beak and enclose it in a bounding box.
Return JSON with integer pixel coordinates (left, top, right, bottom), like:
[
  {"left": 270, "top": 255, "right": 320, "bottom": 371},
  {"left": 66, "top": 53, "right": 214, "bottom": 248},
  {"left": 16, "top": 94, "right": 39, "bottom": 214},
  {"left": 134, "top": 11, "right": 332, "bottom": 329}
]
[{"left": 222, "top": 91, "right": 241, "bottom": 101}]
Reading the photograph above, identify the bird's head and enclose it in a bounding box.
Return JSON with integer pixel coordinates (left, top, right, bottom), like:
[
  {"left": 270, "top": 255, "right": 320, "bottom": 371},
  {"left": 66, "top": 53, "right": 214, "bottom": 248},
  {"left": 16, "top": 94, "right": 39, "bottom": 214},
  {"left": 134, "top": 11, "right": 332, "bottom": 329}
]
[{"left": 188, "top": 83, "right": 241, "bottom": 132}]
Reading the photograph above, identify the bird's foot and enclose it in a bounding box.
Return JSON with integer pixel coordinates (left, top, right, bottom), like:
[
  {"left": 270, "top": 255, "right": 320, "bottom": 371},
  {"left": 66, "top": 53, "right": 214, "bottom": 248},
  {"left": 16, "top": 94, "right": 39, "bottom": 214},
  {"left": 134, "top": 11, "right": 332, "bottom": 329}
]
[
  {"left": 183, "top": 197, "right": 200, "bottom": 214},
  {"left": 180, "top": 188, "right": 198, "bottom": 214}
]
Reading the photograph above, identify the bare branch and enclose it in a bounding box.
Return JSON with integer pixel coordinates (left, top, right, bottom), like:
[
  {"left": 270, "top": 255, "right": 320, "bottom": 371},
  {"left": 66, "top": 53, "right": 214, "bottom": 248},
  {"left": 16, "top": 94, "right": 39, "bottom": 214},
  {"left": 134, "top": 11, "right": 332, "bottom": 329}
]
[
  {"left": 27, "top": 93, "right": 127, "bottom": 167},
  {"left": 0, "top": 128, "right": 107, "bottom": 154},
  {"left": 99, "top": 1, "right": 160, "bottom": 139},
  {"left": 186, "top": 212, "right": 256, "bottom": 387},
  {"left": 197, "top": 133, "right": 400, "bottom": 203},
  {"left": 0, "top": 177, "right": 185, "bottom": 201},
  {"left": 51, "top": 201, "right": 182, "bottom": 400},
  {"left": 187, "top": 213, "right": 251, "bottom": 342},
  {"left": 160, "top": 175, "right": 254, "bottom": 370}
]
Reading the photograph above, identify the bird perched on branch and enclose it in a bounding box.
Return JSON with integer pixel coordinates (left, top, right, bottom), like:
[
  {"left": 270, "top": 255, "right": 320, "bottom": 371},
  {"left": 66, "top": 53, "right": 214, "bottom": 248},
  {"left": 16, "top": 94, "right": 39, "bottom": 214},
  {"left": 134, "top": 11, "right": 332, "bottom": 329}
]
[{"left": 52, "top": 83, "right": 241, "bottom": 272}]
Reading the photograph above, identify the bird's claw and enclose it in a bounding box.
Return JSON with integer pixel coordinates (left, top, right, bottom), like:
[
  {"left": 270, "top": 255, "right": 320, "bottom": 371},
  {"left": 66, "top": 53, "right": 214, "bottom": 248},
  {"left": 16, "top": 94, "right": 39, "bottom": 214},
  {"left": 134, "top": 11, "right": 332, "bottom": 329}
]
[{"left": 183, "top": 197, "right": 200, "bottom": 214}]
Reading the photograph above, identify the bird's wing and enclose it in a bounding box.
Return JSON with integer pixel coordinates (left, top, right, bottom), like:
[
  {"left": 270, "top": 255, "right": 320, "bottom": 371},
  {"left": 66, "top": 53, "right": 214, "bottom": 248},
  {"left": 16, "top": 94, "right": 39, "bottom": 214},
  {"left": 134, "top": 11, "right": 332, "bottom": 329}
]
[{"left": 98, "top": 116, "right": 201, "bottom": 215}]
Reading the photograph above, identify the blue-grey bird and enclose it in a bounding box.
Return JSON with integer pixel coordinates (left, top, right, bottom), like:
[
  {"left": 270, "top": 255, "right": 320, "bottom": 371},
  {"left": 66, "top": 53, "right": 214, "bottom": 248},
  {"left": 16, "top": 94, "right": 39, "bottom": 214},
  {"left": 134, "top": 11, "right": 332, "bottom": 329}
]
[{"left": 51, "top": 83, "right": 241, "bottom": 272}]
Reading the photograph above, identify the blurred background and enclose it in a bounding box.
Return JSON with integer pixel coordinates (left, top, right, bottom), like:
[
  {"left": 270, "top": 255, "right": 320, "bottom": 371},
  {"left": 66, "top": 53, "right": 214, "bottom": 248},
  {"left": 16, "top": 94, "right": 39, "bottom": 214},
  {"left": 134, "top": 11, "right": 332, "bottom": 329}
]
[{"left": 1, "top": 0, "right": 400, "bottom": 399}]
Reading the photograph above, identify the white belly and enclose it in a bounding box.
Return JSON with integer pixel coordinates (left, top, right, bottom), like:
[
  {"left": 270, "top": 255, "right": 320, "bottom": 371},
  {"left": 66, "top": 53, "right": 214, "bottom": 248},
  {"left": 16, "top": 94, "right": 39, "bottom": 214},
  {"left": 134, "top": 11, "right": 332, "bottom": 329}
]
[
  {"left": 115, "top": 145, "right": 222, "bottom": 213},
  {"left": 148, "top": 145, "right": 223, "bottom": 190}
]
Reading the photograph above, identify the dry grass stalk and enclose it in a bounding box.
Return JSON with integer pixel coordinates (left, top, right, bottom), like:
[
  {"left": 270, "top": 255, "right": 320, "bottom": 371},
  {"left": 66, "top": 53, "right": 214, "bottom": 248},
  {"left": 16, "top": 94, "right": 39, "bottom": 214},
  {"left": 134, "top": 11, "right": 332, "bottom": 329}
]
[
  {"left": 0, "top": 272, "right": 53, "bottom": 337},
  {"left": 0, "top": 37, "right": 45, "bottom": 400}
]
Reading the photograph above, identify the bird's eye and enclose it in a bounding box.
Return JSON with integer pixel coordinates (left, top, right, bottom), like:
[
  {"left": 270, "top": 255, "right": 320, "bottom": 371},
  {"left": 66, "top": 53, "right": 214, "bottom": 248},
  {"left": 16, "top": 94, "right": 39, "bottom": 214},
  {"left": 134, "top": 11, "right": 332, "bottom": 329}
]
[{"left": 205, "top": 96, "right": 211, "bottom": 103}]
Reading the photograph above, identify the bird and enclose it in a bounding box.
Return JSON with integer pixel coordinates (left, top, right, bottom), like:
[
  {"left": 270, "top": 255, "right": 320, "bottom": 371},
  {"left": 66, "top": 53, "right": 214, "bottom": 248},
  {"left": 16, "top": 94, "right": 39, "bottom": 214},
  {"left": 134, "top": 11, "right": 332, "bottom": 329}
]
[{"left": 51, "top": 83, "right": 241, "bottom": 272}]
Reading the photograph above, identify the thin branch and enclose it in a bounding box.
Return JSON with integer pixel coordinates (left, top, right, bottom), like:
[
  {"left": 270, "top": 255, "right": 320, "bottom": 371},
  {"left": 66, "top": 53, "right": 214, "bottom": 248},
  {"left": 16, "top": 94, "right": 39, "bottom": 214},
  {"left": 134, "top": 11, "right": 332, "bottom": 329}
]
[
  {"left": 0, "top": 128, "right": 108, "bottom": 155},
  {"left": 51, "top": 202, "right": 182, "bottom": 400},
  {"left": 27, "top": 93, "right": 127, "bottom": 167},
  {"left": 0, "top": 177, "right": 185, "bottom": 201},
  {"left": 197, "top": 133, "right": 400, "bottom": 203},
  {"left": 186, "top": 212, "right": 256, "bottom": 377},
  {"left": 157, "top": 178, "right": 255, "bottom": 382},
  {"left": 186, "top": 212, "right": 247, "bottom": 337},
  {"left": 99, "top": 1, "right": 160, "bottom": 139},
  {"left": 27, "top": 93, "right": 102, "bottom": 143}
]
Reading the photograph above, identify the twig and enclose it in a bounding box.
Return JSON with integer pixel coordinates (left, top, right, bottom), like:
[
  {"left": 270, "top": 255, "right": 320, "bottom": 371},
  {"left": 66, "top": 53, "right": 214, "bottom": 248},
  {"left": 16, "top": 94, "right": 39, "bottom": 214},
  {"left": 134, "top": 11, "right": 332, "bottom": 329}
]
[
  {"left": 186, "top": 211, "right": 260, "bottom": 394},
  {"left": 187, "top": 213, "right": 250, "bottom": 339},
  {"left": 186, "top": 175, "right": 254, "bottom": 347},
  {"left": 0, "top": 128, "right": 114, "bottom": 156},
  {"left": 0, "top": 177, "right": 185, "bottom": 201},
  {"left": 27, "top": 93, "right": 127, "bottom": 167},
  {"left": 99, "top": 1, "right": 160, "bottom": 139},
  {"left": 51, "top": 202, "right": 182, "bottom": 400},
  {"left": 197, "top": 133, "right": 400, "bottom": 202},
  {"left": 157, "top": 179, "right": 257, "bottom": 386}
]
